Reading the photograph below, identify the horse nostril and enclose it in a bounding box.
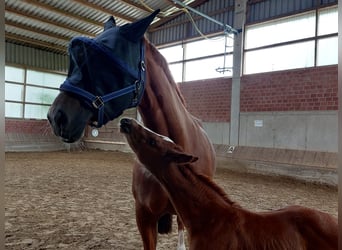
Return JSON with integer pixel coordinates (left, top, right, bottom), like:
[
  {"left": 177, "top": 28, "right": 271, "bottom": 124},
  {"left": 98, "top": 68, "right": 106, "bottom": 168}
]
[
  {"left": 120, "top": 118, "right": 132, "bottom": 133},
  {"left": 121, "top": 118, "right": 131, "bottom": 125},
  {"left": 54, "top": 110, "right": 68, "bottom": 127}
]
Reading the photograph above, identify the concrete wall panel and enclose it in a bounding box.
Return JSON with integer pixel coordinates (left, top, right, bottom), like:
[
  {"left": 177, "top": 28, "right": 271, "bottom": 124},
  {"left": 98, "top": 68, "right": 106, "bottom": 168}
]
[
  {"left": 273, "top": 114, "right": 306, "bottom": 149},
  {"left": 239, "top": 111, "right": 337, "bottom": 152},
  {"left": 202, "top": 122, "right": 230, "bottom": 145},
  {"left": 306, "top": 112, "right": 338, "bottom": 152}
]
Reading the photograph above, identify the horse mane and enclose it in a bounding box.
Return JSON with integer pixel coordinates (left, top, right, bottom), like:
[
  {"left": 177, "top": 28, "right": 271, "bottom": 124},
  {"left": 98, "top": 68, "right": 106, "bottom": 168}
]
[
  {"left": 178, "top": 164, "right": 238, "bottom": 207},
  {"left": 144, "top": 38, "right": 187, "bottom": 107}
]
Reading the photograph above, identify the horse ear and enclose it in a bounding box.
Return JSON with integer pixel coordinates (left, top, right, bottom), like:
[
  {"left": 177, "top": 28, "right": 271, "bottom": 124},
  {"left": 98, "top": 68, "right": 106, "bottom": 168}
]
[
  {"left": 104, "top": 16, "right": 116, "bottom": 31},
  {"left": 119, "top": 9, "right": 160, "bottom": 42},
  {"left": 165, "top": 150, "right": 198, "bottom": 165}
]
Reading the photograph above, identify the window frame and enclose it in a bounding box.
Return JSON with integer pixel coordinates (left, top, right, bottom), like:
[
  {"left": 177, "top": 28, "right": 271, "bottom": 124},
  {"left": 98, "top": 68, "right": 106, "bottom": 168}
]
[
  {"left": 243, "top": 5, "right": 338, "bottom": 75},
  {"left": 5, "top": 64, "right": 66, "bottom": 120},
  {"left": 158, "top": 34, "right": 234, "bottom": 82}
]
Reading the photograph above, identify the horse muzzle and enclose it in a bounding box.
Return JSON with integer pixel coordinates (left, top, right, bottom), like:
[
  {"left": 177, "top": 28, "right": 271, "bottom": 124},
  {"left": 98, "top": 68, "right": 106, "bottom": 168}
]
[
  {"left": 47, "top": 107, "right": 85, "bottom": 143},
  {"left": 120, "top": 118, "right": 133, "bottom": 134}
]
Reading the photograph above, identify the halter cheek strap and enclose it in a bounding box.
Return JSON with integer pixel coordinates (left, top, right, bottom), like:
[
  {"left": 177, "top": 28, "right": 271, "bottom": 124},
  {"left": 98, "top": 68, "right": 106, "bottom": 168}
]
[{"left": 59, "top": 37, "right": 146, "bottom": 128}]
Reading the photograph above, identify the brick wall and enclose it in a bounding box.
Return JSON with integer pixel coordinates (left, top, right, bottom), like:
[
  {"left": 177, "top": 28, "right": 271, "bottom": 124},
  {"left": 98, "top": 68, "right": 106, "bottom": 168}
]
[
  {"left": 5, "top": 119, "right": 65, "bottom": 151},
  {"left": 241, "top": 65, "right": 338, "bottom": 112},
  {"left": 179, "top": 65, "right": 338, "bottom": 122},
  {"left": 5, "top": 119, "right": 53, "bottom": 134},
  {"left": 179, "top": 77, "right": 232, "bottom": 122}
]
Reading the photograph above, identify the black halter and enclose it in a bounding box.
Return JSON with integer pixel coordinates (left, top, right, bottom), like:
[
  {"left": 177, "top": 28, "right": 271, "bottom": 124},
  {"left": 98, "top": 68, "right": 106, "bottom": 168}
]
[{"left": 59, "top": 36, "right": 146, "bottom": 128}]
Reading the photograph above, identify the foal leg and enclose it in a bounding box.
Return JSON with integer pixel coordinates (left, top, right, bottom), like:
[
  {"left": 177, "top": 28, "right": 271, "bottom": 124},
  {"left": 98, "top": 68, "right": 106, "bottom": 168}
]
[
  {"left": 135, "top": 205, "right": 158, "bottom": 250},
  {"left": 177, "top": 216, "right": 186, "bottom": 250}
]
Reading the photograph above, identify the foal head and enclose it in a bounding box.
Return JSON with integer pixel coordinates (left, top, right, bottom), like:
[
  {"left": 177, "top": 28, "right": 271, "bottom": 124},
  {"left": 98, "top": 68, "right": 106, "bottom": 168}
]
[{"left": 120, "top": 118, "right": 198, "bottom": 170}]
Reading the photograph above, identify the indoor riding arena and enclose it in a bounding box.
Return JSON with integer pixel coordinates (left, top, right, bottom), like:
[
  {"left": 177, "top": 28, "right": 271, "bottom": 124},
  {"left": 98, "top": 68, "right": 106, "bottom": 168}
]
[{"left": 3, "top": 0, "right": 338, "bottom": 249}]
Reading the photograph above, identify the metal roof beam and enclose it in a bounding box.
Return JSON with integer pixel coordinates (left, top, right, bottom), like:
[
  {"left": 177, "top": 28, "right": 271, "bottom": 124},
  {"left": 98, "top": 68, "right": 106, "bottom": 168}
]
[
  {"left": 72, "top": 0, "right": 135, "bottom": 23},
  {"left": 115, "top": 0, "right": 153, "bottom": 15},
  {"left": 5, "top": 20, "right": 71, "bottom": 42},
  {"left": 22, "top": 0, "right": 104, "bottom": 29},
  {"left": 172, "top": 0, "right": 238, "bottom": 34},
  {"left": 150, "top": 0, "right": 208, "bottom": 29},
  {"left": 5, "top": 6, "right": 95, "bottom": 37},
  {"left": 5, "top": 32, "right": 67, "bottom": 54}
]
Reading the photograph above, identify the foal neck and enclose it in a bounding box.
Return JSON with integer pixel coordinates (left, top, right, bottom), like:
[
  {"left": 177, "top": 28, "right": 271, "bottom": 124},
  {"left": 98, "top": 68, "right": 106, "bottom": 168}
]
[{"left": 160, "top": 163, "right": 237, "bottom": 228}]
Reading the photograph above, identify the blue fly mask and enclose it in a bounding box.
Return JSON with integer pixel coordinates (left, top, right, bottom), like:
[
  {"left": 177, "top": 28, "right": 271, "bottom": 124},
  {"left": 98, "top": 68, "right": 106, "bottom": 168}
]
[{"left": 60, "top": 10, "right": 159, "bottom": 128}]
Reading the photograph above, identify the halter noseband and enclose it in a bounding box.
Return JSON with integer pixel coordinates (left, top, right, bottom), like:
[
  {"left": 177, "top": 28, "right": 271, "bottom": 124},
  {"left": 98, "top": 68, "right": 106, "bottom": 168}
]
[{"left": 59, "top": 37, "right": 146, "bottom": 128}]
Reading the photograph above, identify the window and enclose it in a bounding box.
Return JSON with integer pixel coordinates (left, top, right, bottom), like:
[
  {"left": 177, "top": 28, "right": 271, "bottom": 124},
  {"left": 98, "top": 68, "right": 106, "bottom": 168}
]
[
  {"left": 26, "top": 69, "right": 65, "bottom": 88},
  {"left": 168, "top": 63, "right": 183, "bottom": 83},
  {"left": 5, "top": 65, "right": 65, "bottom": 119},
  {"left": 159, "top": 34, "right": 233, "bottom": 82},
  {"left": 185, "top": 55, "right": 233, "bottom": 81},
  {"left": 244, "top": 41, "right": 315, "bottom": 74},
  {"left": 318, "top": 7, "right": 338, "bottom": 36},
  {"left": 25, "top": 86, "right": 59, "bottom": 105},
  {"left": 159, "top": 45, "right": 184, "bottom": 82},
  {"left": 317, "top": 36, "right": 338, "bottom": 66},
  {"left": 5, "top": 66, "right": 25, "bottom": 83},
  {"left": 185, "top": 37, "right": 232, "bottom": 59},
  {"left": 159, "top": 45, "right": 183, "bottom": 62},
  {"left": 5, "top": 103, "right": 23, "bottom": 118},
  {"left": 245, "top": 12, "right": 316, "bottom": 49},
  {"left": 24, "top": 104, "right": 51, "bottom": 120},
  {"left": 5, "top": 83, "right": 24, "bottom": 102},
  {"left": 244, "top": 6, "right": 338, "bottom": 74},
  {"left": 316, "top": 6, "right": 338, "bottom": 67}
]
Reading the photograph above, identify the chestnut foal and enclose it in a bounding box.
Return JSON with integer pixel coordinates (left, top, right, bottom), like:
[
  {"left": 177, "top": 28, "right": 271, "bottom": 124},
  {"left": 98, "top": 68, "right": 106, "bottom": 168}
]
[{"left": 120, "top": 118, "right": 338, "bottom": 250}]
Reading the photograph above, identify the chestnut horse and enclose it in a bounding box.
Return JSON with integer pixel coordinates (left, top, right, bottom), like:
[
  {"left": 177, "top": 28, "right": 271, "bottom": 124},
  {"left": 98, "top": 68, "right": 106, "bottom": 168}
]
[
  {"left": 120, "top": 118, "right": 338, "bottom": 250},
  {"left": 47, "top": 10, "right": 216, "bottom": 250}
]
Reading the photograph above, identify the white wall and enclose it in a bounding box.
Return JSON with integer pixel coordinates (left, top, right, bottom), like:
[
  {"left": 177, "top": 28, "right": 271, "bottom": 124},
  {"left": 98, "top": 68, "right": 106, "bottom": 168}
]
[{"left": 239, "top": 111, "right": 337, "bottom": 152}]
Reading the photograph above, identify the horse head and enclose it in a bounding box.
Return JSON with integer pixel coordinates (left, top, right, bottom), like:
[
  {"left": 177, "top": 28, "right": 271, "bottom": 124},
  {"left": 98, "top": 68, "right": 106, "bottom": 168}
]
[
  {"left": 48, "top": 10, "right": 159, "bottom": 143},
  {"left": 120, "top": 118, "right": 198, "bottom": 169}
]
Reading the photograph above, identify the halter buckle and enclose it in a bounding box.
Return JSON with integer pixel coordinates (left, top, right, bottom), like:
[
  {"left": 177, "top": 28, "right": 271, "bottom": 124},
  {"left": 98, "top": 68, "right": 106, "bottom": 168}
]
[
  {"left": 92, "top": 96, "right": 104, "bottom": 109},
  {"left": 132, "top": 80, "right": 142, "bottom": 104}
]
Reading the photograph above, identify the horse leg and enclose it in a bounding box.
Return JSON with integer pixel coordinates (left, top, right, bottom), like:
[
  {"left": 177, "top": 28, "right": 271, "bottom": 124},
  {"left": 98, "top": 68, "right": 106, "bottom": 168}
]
[
  {"left": 135, "top": 205, "right": 158, "bottom": 250},
  {"left": 177, "top": 216, "right": 186, "bottom": 250}
]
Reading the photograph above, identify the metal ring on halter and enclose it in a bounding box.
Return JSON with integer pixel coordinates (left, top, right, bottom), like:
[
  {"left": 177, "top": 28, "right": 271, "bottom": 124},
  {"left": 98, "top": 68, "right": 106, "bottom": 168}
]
[{"left": 92, "top": 96, "right": 104, "bottom": 109}]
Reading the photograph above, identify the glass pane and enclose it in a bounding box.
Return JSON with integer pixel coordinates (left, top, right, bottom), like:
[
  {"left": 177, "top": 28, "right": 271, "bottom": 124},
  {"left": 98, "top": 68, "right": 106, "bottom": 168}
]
[
  {"left": 317, "top": 36, "right": 338, "bottom": 66},
  {"left": 318, "top": 7, "right": 338, "bottom": 35},
  {"left": 159, "top": 45, "right": 183, "bottom": 63},
  {"left": 5, "top": 83, "right": 24, "bottom": 102},
  {"left": 185, "top": 36, "right": 233, "bottom": 59},
  {"left": 5, "top": 66, "right": 25, "bottom": 83},
  {"left": 5, "top": 102, "right": 23, "bottom": 118},
  {"left": 25, "top": 86, "right": 59, "bottom": 105},
  {"left": 244, "top": 41, "right": 315, "bottom": 74},
  {"left": 169, "top": 63, "right": 183, "bottom": 83},
  {"left": 27, "top": 70, "right": 65, "bottom": 88},
  {"left": 24, "top": 104, "right": 50, "bottom": 119},
  {"left": 245, "top": 12, "right": 316, "bottom": 49},
  {"left": 185, "top": 55, "right": 232, "bottom": 81}
]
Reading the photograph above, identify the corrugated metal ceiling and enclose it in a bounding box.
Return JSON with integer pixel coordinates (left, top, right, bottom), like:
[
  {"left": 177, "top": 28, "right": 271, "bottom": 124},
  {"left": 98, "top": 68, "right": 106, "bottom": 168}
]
[
  {"left": 5, "top": 0, "right": 208, "bottom": 55},
  {"left": 6, "top": 0, "right": 337, "bottom": 55}
]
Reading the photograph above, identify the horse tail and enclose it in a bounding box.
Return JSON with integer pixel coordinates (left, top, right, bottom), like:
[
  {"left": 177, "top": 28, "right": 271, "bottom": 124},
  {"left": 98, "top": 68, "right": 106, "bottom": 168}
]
[{"left": 158, "top": 213, "right": 172, "bottom": 234}]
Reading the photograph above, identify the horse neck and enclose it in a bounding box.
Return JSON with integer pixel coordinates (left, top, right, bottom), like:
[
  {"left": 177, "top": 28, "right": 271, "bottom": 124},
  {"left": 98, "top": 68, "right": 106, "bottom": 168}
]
[
  {"left": 159, "top": 163, "right": 237, "bottom": 230},
  {"left": 138, "top": 40, "right": 188, "bottom": 140}
]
